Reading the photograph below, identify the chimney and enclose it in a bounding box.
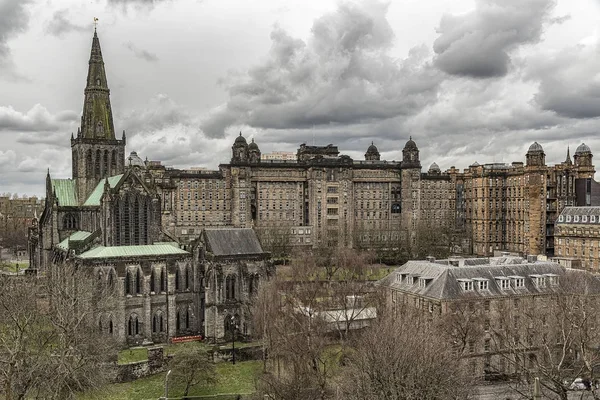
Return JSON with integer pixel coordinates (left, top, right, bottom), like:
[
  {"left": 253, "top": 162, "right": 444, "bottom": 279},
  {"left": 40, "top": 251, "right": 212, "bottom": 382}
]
[{"left": 426, "top": 256, "right": 435, "bottom": 263}]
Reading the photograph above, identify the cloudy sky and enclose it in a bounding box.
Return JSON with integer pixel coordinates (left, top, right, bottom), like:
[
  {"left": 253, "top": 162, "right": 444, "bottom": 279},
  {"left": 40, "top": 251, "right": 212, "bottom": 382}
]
[{"left": 1, "top": 0, "right": 599, "bottom": 196}]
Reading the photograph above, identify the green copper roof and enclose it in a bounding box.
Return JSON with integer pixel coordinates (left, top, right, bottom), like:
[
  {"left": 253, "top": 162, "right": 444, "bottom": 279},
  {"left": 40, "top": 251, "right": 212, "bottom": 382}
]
[
  {"left": 51, "top": 179, "right": 78, "bottom": 206},
  {"left": 57, "top": 231, "right": 94, "bottom": 250},
  {"left": 83, "top": 174, "right": 123, "bottom": 206},
  {"left": 77, "top": 243, "right": 189, "bottom": 259}
]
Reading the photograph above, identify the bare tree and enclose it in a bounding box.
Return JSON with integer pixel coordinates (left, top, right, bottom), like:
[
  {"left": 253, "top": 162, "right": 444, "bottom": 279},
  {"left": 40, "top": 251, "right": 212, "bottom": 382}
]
[
  {"left": 0, "top": 263, "right": 118, "bottom": 400},
  {"left": 335, "top": 305, "right": 472, "bottom": 400},
  {"left": 170, "top": 346, "right": 217, "bottom": 397},
  {"left": 489, "top": 271, "right": 600, "bottom": 400}
]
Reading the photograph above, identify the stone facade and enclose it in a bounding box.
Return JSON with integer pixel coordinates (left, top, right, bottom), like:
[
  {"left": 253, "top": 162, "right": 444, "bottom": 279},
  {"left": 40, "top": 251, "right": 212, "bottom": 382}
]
[{"left": 554, "top": 206, "right": 600, "bottom": 271}]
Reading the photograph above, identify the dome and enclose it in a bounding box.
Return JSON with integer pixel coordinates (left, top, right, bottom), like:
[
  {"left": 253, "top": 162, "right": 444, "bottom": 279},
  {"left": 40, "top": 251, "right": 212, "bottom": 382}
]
[
  {"left": 248, "top": 138, "right": 259, "bottom": 150},
  {"left": 528, "top": 142, "right": 544, "bottom": 153},
  {"left": 366, "top": 142, "right": 379, "bottom": 154},
  {"left": 429, "top": 162, "right": 440, "bottom": 172},
  {"left": 234, "top": 132, "right": 247, "bottom": 144},
  {"left": 576, "top": 143, "right": 591, "bottom": 155},
  {"left": 471, "top": 161, "right": 480, "bottom": 167},
  {"left": 404, "top": 136, "right": 417, "bottom": 150},
  {"left": 127, "top": 151, "right": 145, "bottom": 168}
]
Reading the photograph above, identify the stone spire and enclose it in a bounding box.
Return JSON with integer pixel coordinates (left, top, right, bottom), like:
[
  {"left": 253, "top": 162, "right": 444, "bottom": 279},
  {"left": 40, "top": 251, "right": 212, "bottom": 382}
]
[
  {"left": 80, "top": 29, "right": 115, "bottom": 140},
  {"left": 565, "top": 146, "right": 572, "bottom": 165}
]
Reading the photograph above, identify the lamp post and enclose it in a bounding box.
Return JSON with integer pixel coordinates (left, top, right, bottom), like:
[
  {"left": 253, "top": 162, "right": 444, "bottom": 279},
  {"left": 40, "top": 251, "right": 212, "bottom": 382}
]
[
  {"left": 230, "top": 315, "right": 237, "bottom": 365},
  {"left": 163, "top": 369, "right": 172, "bottom": 400}
]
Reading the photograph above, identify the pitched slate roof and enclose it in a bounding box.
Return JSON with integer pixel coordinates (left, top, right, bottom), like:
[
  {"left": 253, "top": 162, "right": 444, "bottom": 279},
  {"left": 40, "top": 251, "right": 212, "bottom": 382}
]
[
  {"left": 56, "top": 231, "right": 94, "bottom": 250},
  {"left": 83, "top": 174, "right": 123, "bottom": 206},
  {"left": 51, "top": 179, "right": 78, "bottom": 206},
  {"left": 204, "top": 228, "right": 265, "bottom": 257},
  {"left": 378, "top": 258, "right": 600, "bottom": 300},
  {"left": 557, "top": 206, "right": 600, "bottom": 225},
  {"left": 77, "top": 243, "right": 189, "bottom": 259}
]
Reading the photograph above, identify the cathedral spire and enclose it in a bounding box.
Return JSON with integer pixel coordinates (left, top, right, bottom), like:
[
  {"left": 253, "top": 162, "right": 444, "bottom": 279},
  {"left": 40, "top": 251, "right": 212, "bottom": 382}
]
[
  {"left": 80, "top": 29, "right": 115, "bottom": 140},
  {"left": 565, "top": 146, "right": 572, "bottom": 165}
]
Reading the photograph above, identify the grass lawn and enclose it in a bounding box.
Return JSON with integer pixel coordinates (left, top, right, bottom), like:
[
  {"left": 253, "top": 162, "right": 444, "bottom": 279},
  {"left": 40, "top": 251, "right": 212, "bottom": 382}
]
[
  {"left": 0, "top": 261, "right": 28, "bottom": 273},
  {"left": 78, "top": 360, "right": 262, "bottom": 400},
  {"left": 118, "top": 347, "right": 148, "bottom": 365}
]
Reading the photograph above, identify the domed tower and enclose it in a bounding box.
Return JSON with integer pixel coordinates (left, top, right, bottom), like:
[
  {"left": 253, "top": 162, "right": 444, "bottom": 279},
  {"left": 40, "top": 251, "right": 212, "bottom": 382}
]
[
  {"left": 248, "top": 138, "right": 261, "bottom": 164},
  {"left": 574, "top": 143, "right": 595, "bottom": 178},
  {"left": 526, "top": 142, "right": 545, "bottom": 167},
  {"left": 428, "top": 162, "right": 441, "bottom": 176},
  {"left": 127, "top": 151, "right": 146, "bottom": 169},
  {"left": 574, "top": 143, "right": 593, "bottom": 167},
  {"left": 402, "top": 137, "right": 420, "bottom": 168},
  {"left": 365, "top": 142, "right": 380, "bottom": 161},
  {"left": 231, "top": 132, "right": 248, "bottom": 163}
]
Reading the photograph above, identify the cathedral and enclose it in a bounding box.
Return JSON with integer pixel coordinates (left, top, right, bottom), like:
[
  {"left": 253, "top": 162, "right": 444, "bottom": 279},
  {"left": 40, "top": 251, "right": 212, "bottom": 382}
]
[{"left": 28, "top": 30, "right": 272, "bottom": 345}]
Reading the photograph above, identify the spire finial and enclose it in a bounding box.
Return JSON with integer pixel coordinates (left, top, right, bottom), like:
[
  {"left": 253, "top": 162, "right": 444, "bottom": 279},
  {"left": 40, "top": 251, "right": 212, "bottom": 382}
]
[
  {"left": 410, "top": 136, "right": 412, "bottom": 140},
  {"left": 93, "top": 17, "right": 98, "bottom": 33},
  {"left": 239, "top": 131, "right": 242, "bottom": 137},
  {"left": 371, "top": 141, "right": 374, "bottom": 145}
]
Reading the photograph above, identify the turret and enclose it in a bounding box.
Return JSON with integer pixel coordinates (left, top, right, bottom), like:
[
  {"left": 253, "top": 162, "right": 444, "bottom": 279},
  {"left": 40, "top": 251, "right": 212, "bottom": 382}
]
[
  {"left": 231, "top": 132, "right": 248, "bottom": 163},
  {"left": 365, "top": 142, "right": 380, "bottom": 161},
  {"left": 526, "top": 142, "right": 545, "bottom": 167},
  {"left": 574, "top": 143, "right": 593, "bottom": 167},
  {"left": 248, "top": 138, "right": 261, "bottom": 164},
  {"left": 402, "top": 137, "right": 420, "bottom": 168}
]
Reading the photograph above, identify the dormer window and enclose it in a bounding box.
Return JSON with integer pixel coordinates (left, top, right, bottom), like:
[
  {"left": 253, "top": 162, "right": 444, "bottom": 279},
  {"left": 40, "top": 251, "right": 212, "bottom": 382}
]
[
  {"left": 395, "top": 274, "right": 402, "bottom": 283},
  {"left": 592, "top": 215, "right": 596, "bottom": 223},
  {"left": 545, "top": 274, "right": 559, "bottom": 286},
  {"left": 458, "top": 279, "right": 474, "bottom": 291},
  {"left": 419, "top": 277, "right": 433, "bottom": 288},
  {"left": 559, "top": 215, "right": 564, "bottom": 222},
  {"left": 411, "top": 276, "right": 419, "bottom": 285},
  {"left": 473, "top": 277, "right": 489, "bottom": 290},
  {"left": 567, "top": 215, "right": 572, "bottom": 222},
  {"left": 530, "top": 274, "right": 546, "bottom": 288},
  {"left": 508, "top": 276, "right": 525, "bottom": 289},
  {"left": 574, "top": 215, "right": 580, "bottom": 223},
  {"left": 496, "top": 277, "right": 510, "bottom": 290},
  {"left": 583, "top": 215, "right": 588, "bottom": 223}
]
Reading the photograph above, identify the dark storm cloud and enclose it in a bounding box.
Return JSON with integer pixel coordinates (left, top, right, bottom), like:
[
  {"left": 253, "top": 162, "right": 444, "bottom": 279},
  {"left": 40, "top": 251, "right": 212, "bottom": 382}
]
[
  {"left": 433, "top": 0, "right": 556, "bottom": 78},
  {"left": 124, "top": 41, "right": 159, "bottom": 62},
  {"left": 528, "top": 44, "right": 600, "bottom": 119},
  {"left": 0, "top": 0, "right": 32, "bottom": 71},
  {"left": 45, "top": 9, "right": 87, "bottom": 37},
  {"left": 200, "top": 1, "right": 443, "bottom": 138}
]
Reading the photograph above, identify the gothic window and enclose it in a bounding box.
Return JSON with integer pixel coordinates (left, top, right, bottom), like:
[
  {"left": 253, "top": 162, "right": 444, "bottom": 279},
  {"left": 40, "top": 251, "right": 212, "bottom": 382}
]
[
  {"left": 225, "top": 275, "right": 236, "bottom": 300},
  {"left": 123, "top": 196, "right": 131, "bottom": 245},
  {"left": 108, "top": 269, "right": 115, "bottom": 290},
  {"left": 103, "top": 149, "right": 109, "bottom": 177},
  {"left": 114, "top": 200, "right": 121, "bottom": 245},
  {"left": 125, "top": 271, "right": 131, "bottom": 295},
  {"left": 135, "top": 268, "right": 142, "bottom": 294},
  {"left": 128, "top": 314, "right": 139, "bottom": 336},
  {"left": 95, "top": 149, "right": 101, "bottom": 177},
  {"left": 111, "top": 150, "right": 117, "bottom": 174},
  {"left": 153, "top": 311, "right": 164, "bottom": 333},
  {"left": 186, "top": 308, "right": 190, "bottom": 329},
  {"left": 63, "top": 214, "right": 77, "bottom": 230},
  {"left": 98, "top": 319, "right": 103, "bottom": 333},
  {"left": 86, "top": 150, "right": 93, "bottom": 177},
  {"left": 133, "top": 197, "right": 140, "bottom": 244},
  {"left": 175, "top": 268, "right": 180, "bottom": 291},
  {"left": 72, "top": 151, "right": 78, "bottom": 177},
  {"left": 150, "top": 269, "right": 155, "bottom": 293},
  {"left": 160, "top": 267, "right": 166, "bottom": 292},
  {"left": 143, "top": 199, "right": 149, "bottom": 245},
  {"left": 185, "top": 266, "right": 191, "bottom": 290},
  {"left": 95, "top": 121, "right": 104, "bottom": 137},
  {"left": 96, "top": 77, "right": 101, "bottom": 86},
  {"left": 109, "top": 318, "right": 113, "bottom": 334}
]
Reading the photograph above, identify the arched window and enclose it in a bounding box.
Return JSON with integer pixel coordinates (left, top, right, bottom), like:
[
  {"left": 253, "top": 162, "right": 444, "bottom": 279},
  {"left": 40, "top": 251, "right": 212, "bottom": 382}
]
[
  {"left": 160, "top": 268, "right": 166, "bottom": 292},
  {"left": 95, "top": 149, "right": 101, "bottom": 177},
  {"left": 231, "top": 275, "right": 236, "bottom": 300},
  {"left": 225, "top": 275, "right": 231, "bottom": 300},
  {"left": 135, "top": 268, "right": 142, "bottom": 295},
  {"left": 185, "top": 266, "right": 191, "bottom": 290},
  {"left": 103, "top": 149, "right": 109, "bottom": 178},
  {"left": 63, "top": 214, "right": 77, "bottom": 230},
  {"left": 86, "top": 150, "right": 93, "bottom": 177},
  {"left": 176, "top": 312, "right": 180, "bottom": 330},
  {"left": 133, "top": 197, "right": 140, "bottom": 244},
  {"left": 111, "top": 150, "right": 117, "bottom": 174},
  {"left": 109, "top": 319, "right": 113, "bottom": 334},
  {"left": 175, "top": 268, "right": 180, "bottom": 291},
  {"left": 150, "top": 269, "right": 155, "bottom": 293},
  {"left": 108, "top": 269, "right": 115, "bottom": 290},
  {"left": 186, "top": 308, "right": 190, "bottom": 329},
  {"left": 99, "top": 319, "right": 103, "bottom": 332},
  {"left": 125, "top": 271, "right": 131, "bottom": 295},
  {"left": 128, "top": 314, "right": 139, "bottom": 336}
]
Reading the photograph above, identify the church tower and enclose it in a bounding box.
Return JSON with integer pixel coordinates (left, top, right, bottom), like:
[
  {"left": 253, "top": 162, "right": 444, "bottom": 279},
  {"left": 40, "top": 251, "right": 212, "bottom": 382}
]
[{"left": 71, "top": 29, "right": 125, "bottom": 203}]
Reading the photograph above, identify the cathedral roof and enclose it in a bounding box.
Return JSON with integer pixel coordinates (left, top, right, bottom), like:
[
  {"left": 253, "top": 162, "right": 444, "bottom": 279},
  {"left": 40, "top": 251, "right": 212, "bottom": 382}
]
[
  {"left": 77, "top": 243, "right": 189, "bottom": 259},
  {"left": 576, "top": 143, "right": 591, "bottom": 155},
  {"left": 56, "top": 231, "right": 94, "bottom": 251},
  {"left": 50, "top": 179, "right": 78, "bottom": 207},
  {"left": 83, "top": 174, "right": 123, "bottom": 206},
  {"left": 204, "top": 228, "right": 266, "bottom": 257}
]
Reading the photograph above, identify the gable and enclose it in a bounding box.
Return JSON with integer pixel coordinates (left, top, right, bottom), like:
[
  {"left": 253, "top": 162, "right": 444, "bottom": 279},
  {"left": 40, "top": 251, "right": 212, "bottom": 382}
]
[
  {"left": 83, "top": 174, "right": 123, "bottom": 206},
  {"left": 51, "top": 179, "right": 78, "bottom": 207},
  {"left": 204, "top": 228, "right": 265, "bottom": 257}
]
